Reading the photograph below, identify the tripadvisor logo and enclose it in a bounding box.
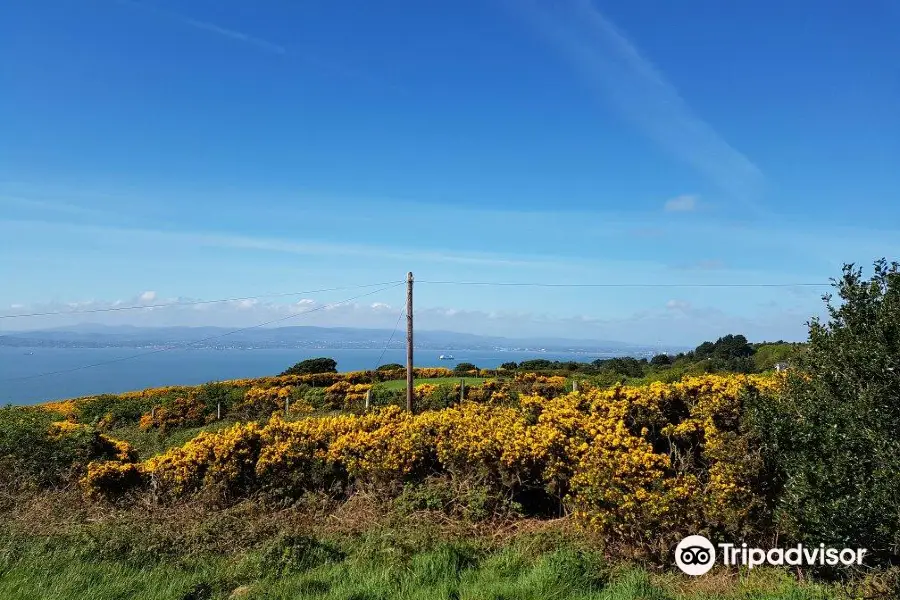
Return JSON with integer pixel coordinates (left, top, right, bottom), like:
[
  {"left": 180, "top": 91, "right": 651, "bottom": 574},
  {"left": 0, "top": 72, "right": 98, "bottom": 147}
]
[
  {"left": 675, "top": 535, "right": 867, "bottom": 576},
  {"left": 675, "top": 535, "right": 716, "bottom": 575}
]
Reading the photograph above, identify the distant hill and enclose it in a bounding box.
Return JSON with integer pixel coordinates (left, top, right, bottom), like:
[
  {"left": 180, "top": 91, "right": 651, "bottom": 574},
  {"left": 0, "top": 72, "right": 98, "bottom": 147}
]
[{"left": 0, "top": 324, "right": 687, "bottom": 354}]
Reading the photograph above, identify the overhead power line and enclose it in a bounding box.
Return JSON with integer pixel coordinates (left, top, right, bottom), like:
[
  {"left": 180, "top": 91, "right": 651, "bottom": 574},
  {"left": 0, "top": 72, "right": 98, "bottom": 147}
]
[
  {"left": 417, "top": 280, "right": 830, "bottom": 288},
  {"left": 0, "top": 281, "right": 405, "bottom": 320},
  {"left": 372, "top": 306, "right": 406, "bottom": 372},
  {"left": 1, "top": 282, "right": 404, "bottom": 383}
]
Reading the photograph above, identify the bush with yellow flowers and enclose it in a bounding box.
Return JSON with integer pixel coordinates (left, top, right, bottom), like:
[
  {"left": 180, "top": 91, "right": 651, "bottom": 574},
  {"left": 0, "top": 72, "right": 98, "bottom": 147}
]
[
  {"left": 138, "top": 392, "right": 210, "bottom": 433},
  {"left": 82, "top": 461, "right": 147, "bottom": 501},
  {"left": 0, "top": 406, "right": 138, "bottom": 489},
  {"left": 82, "top": 374, "right": 779, "bottom": 551},
  {"left": 233, "top": 385, "right": 292, "bottom": 417}
]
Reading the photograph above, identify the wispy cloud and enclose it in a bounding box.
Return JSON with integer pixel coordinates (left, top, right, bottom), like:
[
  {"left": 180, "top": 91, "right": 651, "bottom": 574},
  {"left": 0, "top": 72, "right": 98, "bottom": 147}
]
[
  {"left": 509, "top": 0, "right": 767, "bottom": 214},
  {"left": 117, "top": 0, "right": 286, "bottom": 54},
  {"left": 0, "top": 219, "right": 586, "bottom": 270},
  {"left": 0, "top": 291, "right": 816, "bottom": 346},
  {"left": 0, "top": 195, "right": 115, "bottom": 219},
  {"left": 115, "top": 0, "right": 405, "bottom": 92},
  {"left": 664, "top": 194, "right": 698, "bottom": 212},
  {"left": 669, "top": 259, "right": 727, "bottom": 271}
]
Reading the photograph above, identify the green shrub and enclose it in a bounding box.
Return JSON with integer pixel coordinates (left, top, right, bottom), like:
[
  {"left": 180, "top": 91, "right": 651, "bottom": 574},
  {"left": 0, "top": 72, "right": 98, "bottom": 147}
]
[
  {"left": 75, "top": 394, "right": 150, "bottom": 428},
  {"left": 453, "top": 362, "right": 477, "bottom": 375},
  {"left": 367, "top": 387, "right": 404, "bottom": 409},
  {"left": 749, "top": 260, "right": 900, "bottom": 566},
  {"left": 418, "top": 384, "right": 460, "bottom": 412},
  {"left": 395, "top": 477, "right": 523, "bottom": 522},
  {"left": 194, "top": 382, "right": 246, "bottom": 415},
  {"left": 280, "top": 357, "right": 338, "bottom": 376},
  {"left": 0, "top": 407, "right": 125, "bottom": 488},
  {"left": 300, "top": 387, "right": 328, "bottom": 411}
]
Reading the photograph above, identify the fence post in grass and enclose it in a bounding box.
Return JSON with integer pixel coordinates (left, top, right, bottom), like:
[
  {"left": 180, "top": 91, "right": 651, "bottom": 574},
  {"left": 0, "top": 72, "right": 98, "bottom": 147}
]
[
  {"left": 217, "top": 401, "right": 221, "bottom": 420},
  {"left": 285, "top": 395, "right": 290, "bottom": 417},
  {"left": 573, "top": 379, "right": 578, "bottom": 393},
  {"left": 151, "top": 406, "right": 155, "bottom": 420},
  {"left": 460, "top": 379, "right": 465, "bottom": 402},
  {"left": 365, "top": 388, "right": 371, "bottom": 411}
]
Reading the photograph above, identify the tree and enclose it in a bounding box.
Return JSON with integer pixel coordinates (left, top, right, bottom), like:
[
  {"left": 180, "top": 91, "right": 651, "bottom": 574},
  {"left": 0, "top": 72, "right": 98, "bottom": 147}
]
[
  {"left": 280, "top": 357, "right": 338, "bottom": 376},
  {"left": 376, "top": 363, "right": 405, "bottom": 372},
  {"left": 694, "top": 341, "right": 716, "bottom": 358},
  {"left": 518, "top": 359, "right": 553, "bottom": 371},
  {"left": 694, "top": 335, "right": 754, "bottom": 361},
  {"left": 453, "top": 362, "right": 477, "bottom": 374},
  {"left": 650, "top": 353, "right": 672, "bottom": 367},
  {"left": 749, "top": 260, "right": 900, "bottom": 565},
  {"left": 499, "top": 362, "right": 518, "bottom": 370},
  {"left": 712, "top": 334, "right": 753, "bottom": 360},
  {"left": 603, "top": 357, "right": 646, "bottom": 378}
]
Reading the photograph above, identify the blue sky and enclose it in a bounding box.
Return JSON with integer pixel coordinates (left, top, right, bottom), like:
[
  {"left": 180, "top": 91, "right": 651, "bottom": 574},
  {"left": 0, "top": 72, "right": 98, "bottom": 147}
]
[{"left": 1, "top": 0, "right": 898, "bottom": 346}]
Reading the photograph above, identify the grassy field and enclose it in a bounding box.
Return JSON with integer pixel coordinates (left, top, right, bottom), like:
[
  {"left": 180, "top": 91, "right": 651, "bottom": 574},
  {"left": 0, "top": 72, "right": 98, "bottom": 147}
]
[
  {"left": 378, "top": 377, "right": 487, "bottom": 390},
  {"left": 0, "top": 534, "right": 840, "bottom": 600}
]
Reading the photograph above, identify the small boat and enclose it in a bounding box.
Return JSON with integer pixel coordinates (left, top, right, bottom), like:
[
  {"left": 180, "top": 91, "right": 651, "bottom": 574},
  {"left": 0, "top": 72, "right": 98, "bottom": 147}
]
[{"left": 439, "top": 354, "right": 455, "bottom": 360}]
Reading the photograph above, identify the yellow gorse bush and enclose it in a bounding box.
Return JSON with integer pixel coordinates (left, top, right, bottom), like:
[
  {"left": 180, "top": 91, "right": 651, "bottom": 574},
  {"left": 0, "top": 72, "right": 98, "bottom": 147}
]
[
  {"left": 42, "top": 399, "right": 78, "bottom": 420},
  {"left": 83, "top": 374, "right": 777, "bottom": 545}
]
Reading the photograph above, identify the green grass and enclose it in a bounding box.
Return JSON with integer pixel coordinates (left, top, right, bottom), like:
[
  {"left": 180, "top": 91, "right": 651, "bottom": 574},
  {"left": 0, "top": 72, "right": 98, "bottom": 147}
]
[
  {"left": 378, "top": 377, "right": 488, "bottom": 390},
  {"left": 0, "top": 533, "right": 844, "bottom": 600}
]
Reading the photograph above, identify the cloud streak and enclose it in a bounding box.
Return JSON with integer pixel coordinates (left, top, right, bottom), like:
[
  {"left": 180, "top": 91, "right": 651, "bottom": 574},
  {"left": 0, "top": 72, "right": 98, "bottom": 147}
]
[
  {"left": 115, "top": 0, "right": 405, "bottom": 93},
  {"left": 0, "top": 290, "right": 816, "bottom": 346},
  {"left": 510, "top": 0, "right": 767, "bottom": 214},
  {"left": 117, "top": 0, "right": 286, "bottom": 54},
  {"left": 1, "top": 218, "right": 590, "bottom": 271},
  {"left": 664, "top": 194, "right": 698, "bottom": 212}
]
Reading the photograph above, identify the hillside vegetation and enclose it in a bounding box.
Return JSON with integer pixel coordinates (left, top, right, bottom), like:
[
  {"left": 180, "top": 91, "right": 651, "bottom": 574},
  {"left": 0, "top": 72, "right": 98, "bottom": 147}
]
[{"left": 1, "top": 260, "right": 898, "bottom": 599}]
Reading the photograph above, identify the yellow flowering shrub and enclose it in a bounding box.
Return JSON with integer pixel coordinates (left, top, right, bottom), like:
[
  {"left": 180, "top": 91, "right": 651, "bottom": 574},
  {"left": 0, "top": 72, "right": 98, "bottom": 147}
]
[
  {"left": 82, "top": 374, "right": 780, "bottom": 547},
  {"left": 413, "top": 367, "right": 454, "bottom": 379},
  {"left": 47, "top": 420, "right": 136, "bottom": 463},
  {"left": 49, "top": 420, "right": 85, "bottom": 437},
  {"left": 234, "top": 385, "right": 291, "bottom": 415},
  {"left": 138, "top": 393, "right": 209, "bottom": 433},
  {"left": 141, "top": 421, "right": 266, "bottom": 499},
  {"left": 42, "top": 399, "right": 78, "bottom": 420},
  {"left": 81, "top": 461, "right": 148, "bottom": 501},
  {"left": 345, "top": 383, "right": 373, "bottom": 408}
]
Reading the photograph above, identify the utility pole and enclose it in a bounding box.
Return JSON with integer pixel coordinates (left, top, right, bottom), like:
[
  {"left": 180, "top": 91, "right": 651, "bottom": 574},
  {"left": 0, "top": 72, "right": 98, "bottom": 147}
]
[{"left": 406, "top": 272, "right": 414, "bottom": 413}]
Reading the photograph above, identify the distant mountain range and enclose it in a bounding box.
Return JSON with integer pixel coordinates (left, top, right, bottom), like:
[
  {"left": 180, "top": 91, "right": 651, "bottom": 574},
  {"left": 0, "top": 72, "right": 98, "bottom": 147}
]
[{"left": 0, "top": 324, "right": 688, "bottom": 355}]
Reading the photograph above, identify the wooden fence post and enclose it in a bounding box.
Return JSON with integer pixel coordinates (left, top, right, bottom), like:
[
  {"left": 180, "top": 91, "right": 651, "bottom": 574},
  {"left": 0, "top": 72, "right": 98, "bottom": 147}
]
[
  {"left": 460, "top": 379, "right": 465, "bottom": 402},
  {"left": 365, "top": 388, "right": 371, "bottom": 411},
  {"left": 217, "top": 401, "right": 221, "bottom": 420},
  {"left": 573, "top": 380, "right": 578, "bottom": 393}
]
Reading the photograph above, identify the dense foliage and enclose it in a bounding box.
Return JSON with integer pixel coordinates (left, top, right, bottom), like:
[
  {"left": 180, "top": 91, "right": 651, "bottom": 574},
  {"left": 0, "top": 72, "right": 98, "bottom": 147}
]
[
  {"left": 280, "top": 357, "right": 338, "bottom": 376},
  {"left": 749, "top": 260, "right": 900, "bottom": 564},
  {"left": 0, "top": 407, "right": 135, "bottom": 489},
  {"left": 82, "top": 375, "right": 778, "bottom": 559}
]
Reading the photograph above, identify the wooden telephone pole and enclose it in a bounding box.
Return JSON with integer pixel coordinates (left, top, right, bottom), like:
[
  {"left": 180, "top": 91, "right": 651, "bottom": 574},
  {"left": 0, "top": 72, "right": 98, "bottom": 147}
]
[{"left": 406, "top": 272, "right": 414, "bottom": 412}]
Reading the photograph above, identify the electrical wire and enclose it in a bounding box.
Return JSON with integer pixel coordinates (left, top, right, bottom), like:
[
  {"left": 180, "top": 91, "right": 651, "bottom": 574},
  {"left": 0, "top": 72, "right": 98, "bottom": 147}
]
[
  {"left": 417, "top": 280, "right": 829, "bottom": 288},
  {"left": 372, "top": 306, "right": 406, "bottom": 373}
]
